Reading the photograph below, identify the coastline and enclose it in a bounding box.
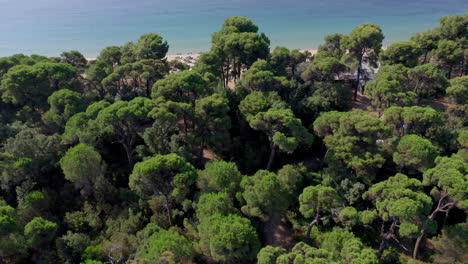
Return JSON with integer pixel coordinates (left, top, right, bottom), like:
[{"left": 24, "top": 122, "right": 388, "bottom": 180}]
[{"left": 86, "top": 48, "right": 318, "bottom": 67}]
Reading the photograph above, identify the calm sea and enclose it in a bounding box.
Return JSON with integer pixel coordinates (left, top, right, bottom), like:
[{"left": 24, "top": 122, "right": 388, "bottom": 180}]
[{"left": 1, "top": 0, "right": 467, "bottom": 57}]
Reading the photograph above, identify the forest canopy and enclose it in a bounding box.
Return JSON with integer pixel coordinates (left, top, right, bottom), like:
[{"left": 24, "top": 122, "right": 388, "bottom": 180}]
[{"left": 0, "top": 14, "right": 467, "bottom": 264}]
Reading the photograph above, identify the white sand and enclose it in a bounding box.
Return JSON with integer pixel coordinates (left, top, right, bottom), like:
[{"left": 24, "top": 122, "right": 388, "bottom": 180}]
[{"left": 165, "top": 48, "right": 318, "bottom": 68}]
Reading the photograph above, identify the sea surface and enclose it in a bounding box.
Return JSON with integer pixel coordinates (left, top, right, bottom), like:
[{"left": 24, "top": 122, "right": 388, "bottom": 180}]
[{"left": 1, "top": 0, "right": 467, "bottom": 57}]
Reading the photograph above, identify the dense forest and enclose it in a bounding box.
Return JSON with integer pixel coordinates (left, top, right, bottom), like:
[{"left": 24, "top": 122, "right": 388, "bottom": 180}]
[{"left": 0, "top": 14, "right": 466, "bottom": 264}]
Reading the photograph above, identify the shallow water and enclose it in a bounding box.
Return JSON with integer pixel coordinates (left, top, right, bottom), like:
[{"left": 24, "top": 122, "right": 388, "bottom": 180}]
[{"left": 1, "top": 0, "right": 467, "bottom": 57}]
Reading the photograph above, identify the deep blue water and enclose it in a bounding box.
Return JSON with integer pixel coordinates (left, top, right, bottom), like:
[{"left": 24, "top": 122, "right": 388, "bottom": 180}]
[{"left": 1, "top": 0, "right": 467, "bottom": 57}]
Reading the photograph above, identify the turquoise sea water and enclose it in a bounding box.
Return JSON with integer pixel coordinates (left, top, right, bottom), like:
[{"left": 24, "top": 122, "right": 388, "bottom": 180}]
[{"left": 1, "top": 0, "right": 467, "bottom": 57}]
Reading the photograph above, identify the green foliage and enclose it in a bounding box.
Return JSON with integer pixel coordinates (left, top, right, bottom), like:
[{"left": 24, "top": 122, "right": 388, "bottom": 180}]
[
  {"left": 198, "top": 213, "right": 261, "bottom": 262},
  {"left": 301, "top": 56, "right": 347, "bottom": 82},
  {"left": 365, "top": 64, "right": 414, "bottom": 113},
  {"left": 17, "top": 190, "right": 51, "bottom": 224},
  {"left": 342, "top": 23, "right": 384, "bottom": 85},
  {"left": 250, "top": 108, "right": 313, "bottom": 153},
  {"left": 138, "top": 229, "right": 193, "bottom": 262},
  {"left": 446, "top": 76, "right": 468, "bottom": 105},
  {"left": 101, "top": 59, "right": 167, "bottom": 100},
  {"left": 0, "top": 14, "right": 467, "bottom": 264},
  {"left": 212, "top": 16, "right": 270, "bottom": 85},
  {"left": 433, "top": 40, "right": 463, "bottom": 76},
  {"left": 193, "top": 51, "right": 223, "bottom": 78},
  {"left": 380, "top": 41, "right": 422, "bottom": 67},
  {"left": 60, "top": 144, "right": 106, "bottom": 197},
  {"left": 56, "top": 231, "right": 91, "bottom": 263},
  {"left": 61, "top": 50, "right": 87, "bottom": 69},
  {"left": 384, "top": 105, "right": 442, "bottom": 138},
  {"left": 3, "top": 127, "right": 63, "bottom": 176},
  {"left": 313, "top": 109, "right": 390, "bottom": 180},
  {"left": 96, "top": 97, "right": 155, "bottom": 165},
  {"left": 241, "top": 170, "right": 288, "bottom": 221},
  {"left": 423, "top": 151, "right": 468, "bottom": 209},
  {"left": 196, "top": 192, "right": 236, "bottom": 219},
  {"left": 277, "top": 164, "right": 306, "bottom": 201},
  {"left": 0, "top": 62, "right": 77, "bottom": 111},
  {"left": 300, "top": 82, "right": 352, "bottom": 119},
  {"left": 43, "top": 89, "right": 86, "bottom": 128},
  {"left": 194, "top": 93, "right": 232, "bottom": 153},
  {"left": 257, "top": 228, "right": 378, "bottom": 264},
  {"left": 197, "top": 160, "right": 242, "bottom": 196},
  {"left": 152, "top": 70, "right": 208, "bottom": 105},
  {"left": 408, "top": 63, "right": 449, "bottom": 102},
  {"left": 62, "top": 100, "right": 110, "bottom": 145},
  {"left": 237, "top": 59, "right": 288, "bottom": 92},
  {"left": 299, "top": 185, "right": 341, "bottom": 219},
  {"left": 431, "top": 223, "right": 468, "bottom": 264},
  {"left": 134, "top": 33, "right": 169, "bottom": 60},
  {"left": 129, "top": 153, "right": 196, "bottom": 201},
  {"left": 0, "top": 205, "right": 17, "bottom": 235},
  {"left": 257, "top": 245, "right": 287, "bottom": 264},
  {"left": 364, "top": 173, "right": 433, "bottom": 238},
  {"left": 317, "top": 33, "right": 347, "bottom": 59},
  {"left": 393, "top": 134, "right": 439, "bottom": 172},
  {"left": 24, "top": 217, "right": 58, "bottom": 248}
]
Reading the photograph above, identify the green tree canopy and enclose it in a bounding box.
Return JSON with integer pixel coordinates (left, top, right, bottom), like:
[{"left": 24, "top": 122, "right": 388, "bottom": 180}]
[
  {"left": 383, "top": 105, "right": 442, "bottom": 138},
  {"left": 96, "top": 97, "right": 155, "bottom": 167},
  {"left": 212, "top": 16, "right": 270, "bottom": 86},
  {"left": 393, "top": 134, "right": 439, "bottom": 172},
  {"left": 43, "top": 89, "right": 86, "bottom": 129},
  {"left": 0, "top": 62, "right": 77, "bottom": 111},
  {"left": 196, "top": 192, "right": 236, "bottom": 219},
  {"left": 197, "top": 160, "right": 243, "bottom": 196},
  {"left": 342, "top": 23, "right": 384, "bottom": 99},
  {"left": 299, "top": 185, "right": 341, "bottom": 240},
  {"left": 364, "top": 173, "right": 433, "bottom": 257},
  {"left": 60, "top": 50, "right": 88, "bottom": 69},
  {"left": 313, "top": 110, "right": 390, "bottom": 180},
  {"left": 138, "top": 229, "right": 193, "bottom": 263},
  {"left": 408, "top": 63, "right": 449, "bottom": 103},
  {"left": 60, "top": 144, "right": 106, "bottom": 197},
  {"left": 446, "top": 76, "right": 468, "bottom": 105},
  {"left": 134, "top": 33, "right": 169, "bottom": 61},
  {"left": 365, "top": 64, "right": 414, "bottom": 114},
  {"left": 152, "top": 70, "right": 209, "bottom": 105},
  {"left": 101, "top": 59, "right": 168, "bottom": 99},
  {"left": 240, "top": 170, "right": 288, "bottom": 222},
  {"left": 380, "top": 40, "right": 422, "bottom": 67},
  {"left": 24, "top": 217, "right": 58, "bottom": 248},
  {"left": 198, "top": 213, "right": 261, "bottom": 262},
  {"left": 129, "top": 153, "right": 196, "bottom": 225},
  {"left": 317, "top": 33, "right": 347, "bottom": 59},
  {"left": 301, "top": 56, "right": 348, "bottom": 82},
  {"left": 431, "top": 223, "right": 468, "bottom": 264}
]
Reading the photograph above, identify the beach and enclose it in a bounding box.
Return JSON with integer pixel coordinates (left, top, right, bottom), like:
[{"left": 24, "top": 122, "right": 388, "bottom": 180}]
[{"left": 164, "top": 49, "right": 318, "bottom": 68}]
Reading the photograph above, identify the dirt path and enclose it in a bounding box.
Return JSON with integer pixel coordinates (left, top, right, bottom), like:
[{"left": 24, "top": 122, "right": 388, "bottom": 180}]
[{"left": 262, "top": 214, "right": 295, "bottom": 249}]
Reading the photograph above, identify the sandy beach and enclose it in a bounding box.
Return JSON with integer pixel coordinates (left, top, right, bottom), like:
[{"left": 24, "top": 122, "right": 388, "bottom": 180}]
[
  {"left": 86, "top": 48, "right": 318, "bottom": 66},
  {"left": 164, "top": 48, "right": 318, "bottom": 68}
]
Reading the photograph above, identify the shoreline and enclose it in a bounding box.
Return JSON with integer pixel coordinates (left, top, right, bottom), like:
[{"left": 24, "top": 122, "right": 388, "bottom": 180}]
[{"left": 86, "top": 48, "right": 318, "bottom": 67}]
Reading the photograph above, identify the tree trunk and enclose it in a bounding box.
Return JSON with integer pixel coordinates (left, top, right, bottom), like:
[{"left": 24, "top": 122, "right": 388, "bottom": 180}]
[
  {"left": 377, "top": 239, "right": 388, "bottom": 258},
  {"left": 164, "top": 195, "right": 173, "bottom": 226},
  {"left": 122, "top": 143, "right": 134, "bottom": 169},
  {"left": 305, "top": 214, "right": 321, "bottom": 243},
  {"left": 354, "top": 66, "right": 361, "bottom": 101},
  {"left": 413, "top": 228, "right": 426, "bottom": 259},
  {"left": 266, "top": 144, "right": 277, "bottom": 171},
  {"left": 422, "top": 51, "right": 428, "bottom": 64},
  {"left": 413, "top": 193, "right": 454, "bottom": 260},
  {"left": 159, "top": 129, "right": 167, "bottom": 155}
]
